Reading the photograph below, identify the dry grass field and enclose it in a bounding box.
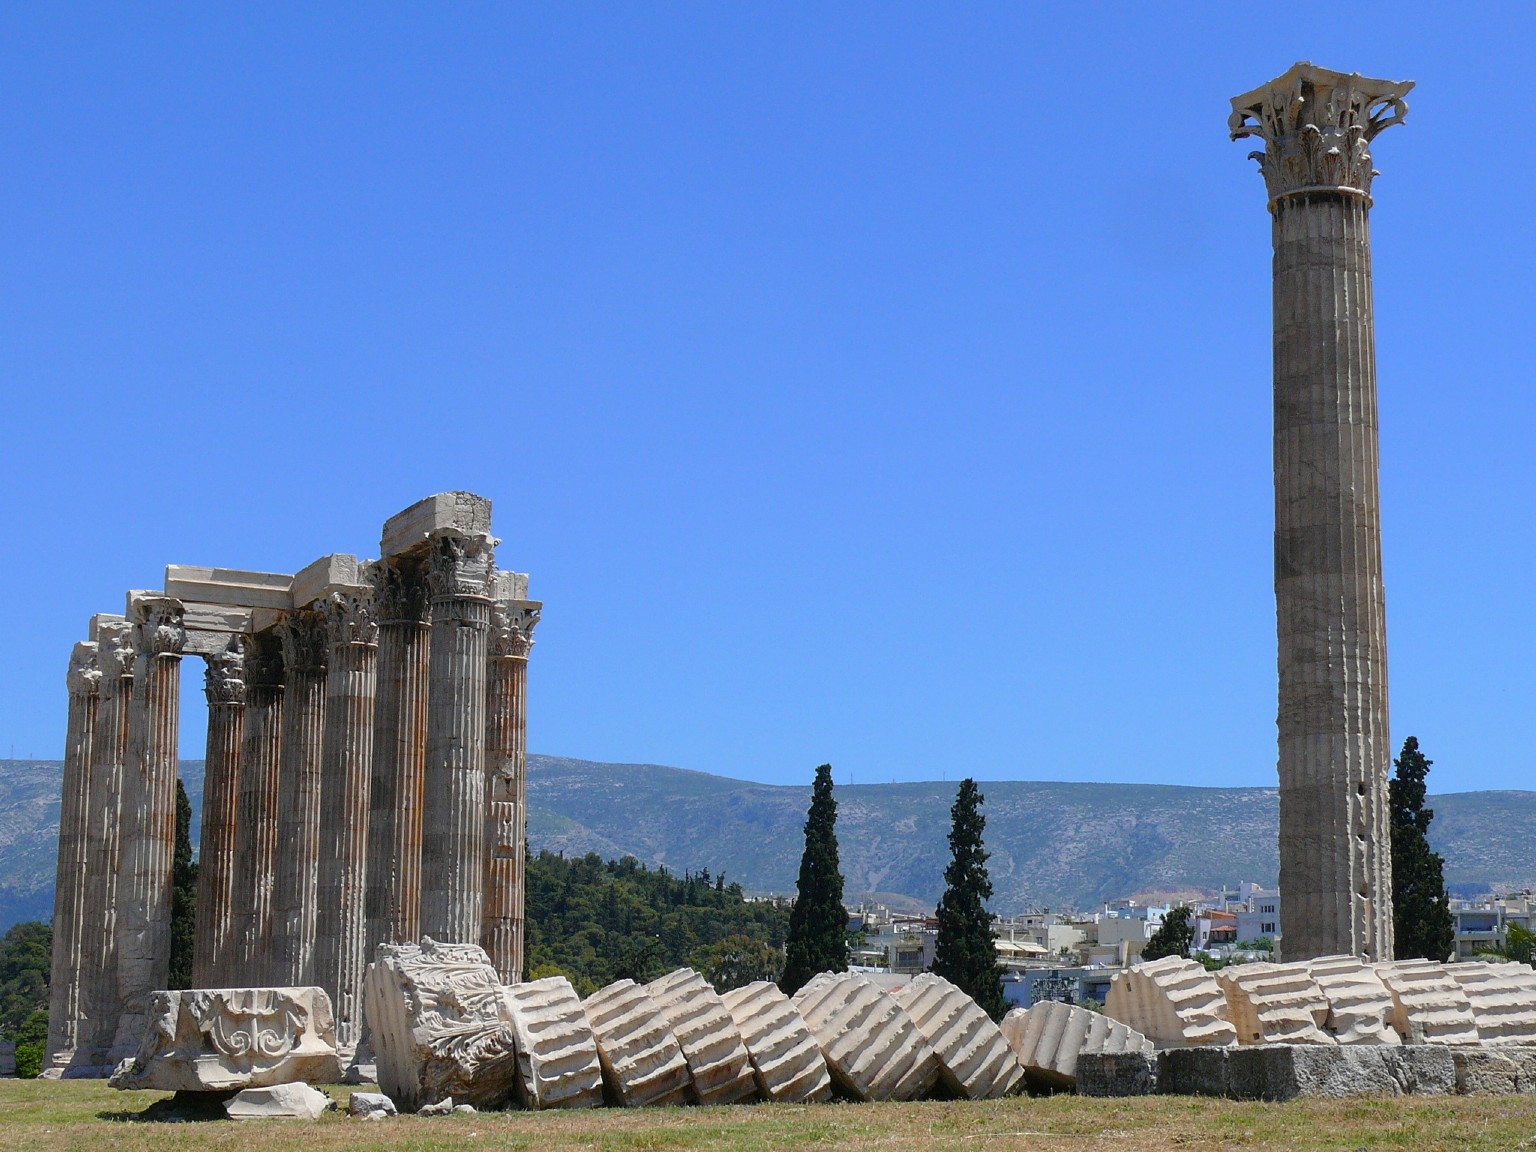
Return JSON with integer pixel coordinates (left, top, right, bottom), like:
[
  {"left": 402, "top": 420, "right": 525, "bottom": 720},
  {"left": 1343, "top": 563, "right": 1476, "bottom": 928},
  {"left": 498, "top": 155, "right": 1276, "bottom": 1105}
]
[{"left": 0, "top": 1080, "right": 1532, "bottom": 1152}]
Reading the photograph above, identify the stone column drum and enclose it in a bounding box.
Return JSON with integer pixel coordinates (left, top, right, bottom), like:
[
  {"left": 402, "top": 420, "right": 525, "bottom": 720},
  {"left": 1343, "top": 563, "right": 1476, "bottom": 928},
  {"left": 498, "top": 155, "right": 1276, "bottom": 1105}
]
[
  {"left": 420, "top": 528, "right": 495, "bottom": 944},
  {"left": 365, "top": 555, "right": 431, "bottom": 952},
  {"left": 1230, "top": 62, "right": 1413, "bottom": 961},
  {"left": 271, "top": 609, "right": 328, "bottom": 986},
  {"left": 42, "top": 641, "right": 100, "bottom": 1077},
  {"left": 110, "top": 596, "right": 184, "bottom": 1063},
  {"left": 192, "top": 638, "right": 247, "bottom": 988},
  {"left": 484, "top": 598, "right": 539, "bottom": 982},
  {"left": 313, "top": 586, "right": 378, "bottom": 1052},
  {"left": 231, "top": 630, "right": 284, "bottom": 984},
  {"left": 82, "top": 619, "right": 134, "bottom": 1069}
]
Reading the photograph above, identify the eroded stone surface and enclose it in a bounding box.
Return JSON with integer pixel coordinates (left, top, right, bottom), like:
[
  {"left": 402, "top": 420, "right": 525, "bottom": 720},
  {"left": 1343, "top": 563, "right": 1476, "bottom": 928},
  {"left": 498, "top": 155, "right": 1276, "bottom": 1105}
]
[
  {"left": 108, "top": 986, "right": 341, "bottom": 1092},
  {"left": 582, "top": 979, "right": 691, "bottom": 1108},
  {"left": 362, "top": 940, "right": 519, "bottom": 1112},
  {"left": 1217, "top": 963, "right": 1334, "bottom": 1046},
  {"left": 1000, "top": 999, "right": 1152, "bottom": 1088},
  {"left": 1076, "top": 1050, "right": 1157, "bottom": 1096},
  {"left": 1307, "top": 956, "right": 1401, "bottom": 1045},
  {"left": 349, "top": 1090, "right": 397, "bottom": 1118},
  {"left": 791, "top": 972, "right": 940, "bottom": 1102},
  {"left": 892, "top": 974, "right": 1021, "bottom": 1099},
  {"left": 719, "top": 981, "right": 831, "bottom": 1103},
  {"left": 502, "top": 976, "right": 603, "bottom": 1109},
  {"left": 1105, "top": 957, "right": 1237, "bottom": 1049},
  {"left": 225, "top": 1081, "right": 332, "bottom": 1120},
  {"left": 1449, "top": 962, "right": 1536, "bottom": 1045},
  {"left": 1376, "top": 962, "right": 1480, "bottom": 1045},
  {"left": 644, "top": 969, "right": 757, "bottom": 1105},
  {"left": 1451, "top": 1045, "right": 1536, "bottom": 1094}
]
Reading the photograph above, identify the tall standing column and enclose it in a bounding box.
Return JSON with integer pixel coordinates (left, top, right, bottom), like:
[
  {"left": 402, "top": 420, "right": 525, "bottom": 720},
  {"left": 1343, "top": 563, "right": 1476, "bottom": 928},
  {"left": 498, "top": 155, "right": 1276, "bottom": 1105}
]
[
  {"left": 271, "top": 610, "right": 327, "bottom": 986},
  {"left": 483, "top": 599, "right": 539, "bottom": 982},
  {"left": 193, "top": 638, "right": 246, "bottom": 988},
  {"left": 83, "top": 620, "right": 132, "bottom": 1069},
  {"left": 43, "top": 640, "right": 100, "bottom": 1077},
  {"left": 365, "top": 555, "right": 431, "bottom": 952},
  {"left": 313, "top": 586, "right": 377, "bottom": 1052},
  {"left": 110, "top": 596, "right": 184, "bottom": 1062},
  {"left": 232, "top": 630, "right": 284, "bottom": 985},
  {"left": 420, "top": 529, "right": 495, "bottom": 943},
  {"left": 1230, "top": 62, "right": 1413, "bottom": 961}
]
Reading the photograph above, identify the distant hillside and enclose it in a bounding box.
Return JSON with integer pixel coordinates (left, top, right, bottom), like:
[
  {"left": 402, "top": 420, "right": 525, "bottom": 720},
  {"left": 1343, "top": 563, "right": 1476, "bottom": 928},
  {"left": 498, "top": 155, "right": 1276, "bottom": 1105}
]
[{"left": 0, "top": 756, "right": 1531, "bottom": 929}]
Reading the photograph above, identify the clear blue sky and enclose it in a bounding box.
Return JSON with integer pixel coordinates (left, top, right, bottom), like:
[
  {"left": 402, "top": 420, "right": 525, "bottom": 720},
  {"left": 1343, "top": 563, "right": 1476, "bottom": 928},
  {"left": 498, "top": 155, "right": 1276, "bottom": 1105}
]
[{"left": 2, "top": 5, "right": 1532, "bottom": 794}]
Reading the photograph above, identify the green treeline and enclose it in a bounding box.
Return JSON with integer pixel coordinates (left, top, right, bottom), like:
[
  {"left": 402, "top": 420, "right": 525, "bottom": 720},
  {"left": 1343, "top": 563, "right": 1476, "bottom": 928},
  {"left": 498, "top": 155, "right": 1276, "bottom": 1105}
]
[{"left": 524, "top": 850, "right": 791, "bottom": 996}]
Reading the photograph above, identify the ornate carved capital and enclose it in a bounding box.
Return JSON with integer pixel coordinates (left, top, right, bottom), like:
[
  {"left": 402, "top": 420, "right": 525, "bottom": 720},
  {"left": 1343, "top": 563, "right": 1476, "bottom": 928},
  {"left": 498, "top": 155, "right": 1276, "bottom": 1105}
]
[
  {"left": 246, "top": 630, "right": 285, "bottom": 690},
  {"left": 98, "top": 621, "right": 137, "bottom": 682},
  {"left": 132, "top": 596, "right": 186, "bottom": 658},
  {"left": 374, "top": 554, "right": 431, "bottom": 624},
  {"left": 203, "top": 637, "right": 248, "bottom": 706},
  {"left": 320, "top": 584, "right": 379, "bottom": 648},
  {"left": 68, "top": 641, "right": 101, "bottom": 697},
  {"left": 424, "top": 529, "right": 496, "bottom": 602},
  {"left": 276, "top": 610, "right": 328, "bottom": 673},
  {"left": 1229, "top": 61, "right": 1412, "bottom": 207},
  {"left": 489, "top": 601, "right": 540, "bottom": 660}
]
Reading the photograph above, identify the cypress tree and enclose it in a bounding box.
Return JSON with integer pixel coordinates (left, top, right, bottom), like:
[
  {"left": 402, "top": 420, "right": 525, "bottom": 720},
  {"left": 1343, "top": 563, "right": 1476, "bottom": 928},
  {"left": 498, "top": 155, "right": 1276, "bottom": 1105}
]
[
  {"left": 932, "top": 778, "right": 1006, "bottom": 1020},
  {"left": 1390, "top": 736, "right": 1454, "bottom": 961},
  {"left": 780, "top": 764, "right": 847, "bottom": 995},
  {"left": 167, "top": 778, "right": 197, "bottom": 990}
]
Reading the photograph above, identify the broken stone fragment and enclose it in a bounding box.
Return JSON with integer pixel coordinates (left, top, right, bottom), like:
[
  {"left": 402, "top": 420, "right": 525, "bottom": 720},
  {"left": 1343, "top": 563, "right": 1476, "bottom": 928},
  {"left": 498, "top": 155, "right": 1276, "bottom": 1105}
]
[
  {"left": 1104, "top": 957, "right": 1237, "bottom": 1048},
  {"left": 892, "top": 974, "right": 1022, "bottom": 1099},
  {"left": 582, "top": 979, "right": 692, "bottom": 1107},
  {"left": 1000, "top": 999, "right": 1151, "bottom": 1089},
  {"left": 644, "top": 969, "right": 758, "bottom": 1105},
  {"left": 719, "top": 981, "right": 832, "bottom": 1103},
  {"left": 502, "top": 975, "right": 604, "bottom": 1109},
  {"left": 791, "top": 972, "right": 940, "bottom": 1102},
  {"left": 224, "top": 1081, "right": 332, "bottom": 1120},
  {"left": 348, "top": 1090, "right": 397, "bottom": 1119}
]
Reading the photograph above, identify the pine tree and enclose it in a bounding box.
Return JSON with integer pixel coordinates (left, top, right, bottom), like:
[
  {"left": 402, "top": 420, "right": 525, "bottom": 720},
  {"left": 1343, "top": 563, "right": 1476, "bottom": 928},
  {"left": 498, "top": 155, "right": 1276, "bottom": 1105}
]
[
  {"left": 1141, "top": 904, "right": 1194, "bottom": 962},
  {"left": 1391, "top": 736, "right": 1454, "bottom": 961},
  {"left": 167, "top": 778, "right": 197, "bottom": 990},
  {"left": 780, "top": 764, "right": 847, "bottom": 995},
  {"left": 932, "top": 778, "right": 1006, "bottom": 1020}
]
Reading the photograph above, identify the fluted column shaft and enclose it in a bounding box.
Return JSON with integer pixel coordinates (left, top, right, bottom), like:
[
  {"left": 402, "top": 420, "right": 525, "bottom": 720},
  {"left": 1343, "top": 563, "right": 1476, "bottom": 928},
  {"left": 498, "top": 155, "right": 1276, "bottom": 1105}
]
[
  {"left": 420, "top": 530, "right": 495, "bottom": 943},
  {"left": 483, "top": 602, "right": 537, "bottom": 981},
  {"left": 365, "top": 556, "right": 431, "bottom": 953},
  {"left": 193, "top": 640, "right": 246, "bottom": 988},
  {"left": 271, "top": 611, "right": 327, "bottom": 986},
  {"left": 314, "top": 589, "right": 377, "bottom": 1051},
  {"left": 232, "top": 632, "right": 284, "bottom": 984},
  {"left": 43, "top": 642, "right": 100, "bottom": 1076},
  {"left": 83, "top": 623, "right": 133, "bottom": 1067},
  {"left": 111, "top": 597, "right": 184, "bottom": 1062}
]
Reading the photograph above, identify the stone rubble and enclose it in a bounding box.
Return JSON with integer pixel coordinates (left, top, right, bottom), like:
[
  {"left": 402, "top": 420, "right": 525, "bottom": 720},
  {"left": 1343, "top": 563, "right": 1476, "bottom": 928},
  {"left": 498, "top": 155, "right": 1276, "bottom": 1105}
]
[
  {"left": 582, "top": 979, "right": 693, "bottom": 1108},
  {"left": 644, "top": 968, "right": 758, "bottom": 1105},
  {"left": 892, "top": 974, "right": 1022, "bottom": 1099},
  {"left": 719, "top": 981, "right": 832, "bottom": 1103},
  {"left": 1104, "top": 956, "right": 1237, "bottom": 1049},
  {"left": 1000, "top": 998, "right": 1152, "bottom": 1089},
  {"left": 791, "top": 973, "right": 940, "bottom": 1102}
]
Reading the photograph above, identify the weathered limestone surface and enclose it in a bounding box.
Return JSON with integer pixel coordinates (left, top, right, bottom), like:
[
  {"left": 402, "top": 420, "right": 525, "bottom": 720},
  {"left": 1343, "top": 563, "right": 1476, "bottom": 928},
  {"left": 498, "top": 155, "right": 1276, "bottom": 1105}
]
[
  {"left": 502, "top": 975, "right": 604, "bottom": 1109},
  {"left": 1449, "top": 962, "right": 1536, "bottom": 1045},
  {"left": 791, "top": 972, "right": 941, "bottom": 1102},
  {"left": 1076, "top": 1050, "right": 1158, "bottom": 1097},
  {"left": 1376, "top": 962, "right": 1480, "bottom": 1045},
  {"left": 362, "top": 939, "right": 519, "bottom": 1112},
  {"left": 1307, "top": 955, "right": 1401, "bottom": 1045},
  {"left": 583, "top": 979, "right": 692, "bottom": 1108},
  {"left": 644, "top": 968, "right": 757, "bottom": 1105},
  {"left": 108, "top": 986, "right": 341, "bottom": 1092},
  {"left": 421, "top": 527, "right": 495, "bottom": 944},
  {"left": 110, "top": 596, "right": 185, "bottom": 1064},
  {"left": 1000, "top": 999, "right": 1152, "bottom": 1089},
  {"left": 1451, "top": 1045, "right": 1536, "bottom": 1095},
  {"left": 483, "top": 594, "right": 538, "bottom": 983},
  {"left": 192, "top": 638, "right": 246, "bottom": 989},
  {"left": 1105, "top": 957, "right": 1238, "bottom": 1049},
  {"left": 893, "top": 974, "right": 1022, "bottom": 1099},
  {"left": 271, "top": 610, "right": 327, "bottom": 987},
  {"left": 349, "top": 1090, "right": 398, "bottom": 1118},
  {"left": 1230, "top": 62, "right": 1413, "bottom": 962},
  {"left": 225, "top": 1081, "right": 332, "bottom": 1120},
  {"left": 1221, "top": 1043, "right": 1455, "bottom": 1100},
  {"left": 232, "top": 631, "right": 284, "bottom": 984},
  {"left": 312, "top": 584, "right": 378, "bottom": 1053},
  {"left": 720, "top": 981, "right": 832, "bottom": 1103},
  {"left": 1217, "top": 962, "right": 1334, "bottom": 1046}
]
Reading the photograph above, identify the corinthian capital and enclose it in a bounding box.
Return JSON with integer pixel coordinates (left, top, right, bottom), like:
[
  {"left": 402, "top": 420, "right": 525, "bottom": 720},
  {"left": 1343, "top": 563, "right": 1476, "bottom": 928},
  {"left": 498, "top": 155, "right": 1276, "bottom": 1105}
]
[
  {"left": 132, "top": 596, "right": 186, "bottom": 658},
  {"left": 1229, "top": 61, "right": 1412, "bottom": 206},
  {"left": 98, "top": 621, "right": 137, "bottom": 681},
  {"left": 489, "top": 600, "right": 541, "bottom": 659},
  {"left": 67, "top": 641, "right": 101, "bottom": 697},
  {"left": 277, "top": 609, "right": 328, "bottom": 673},
  {"left": 424, "top": 529, "right": 496, "bottom": 602},
  {"left": 204, "top": 637, "right": 248, "bottom": 706},
  {"left": 373, "top": 554, "right": 430, "bottom": 625},
  {"left": 321, "top": 585, "right": 379, "bottom": 647}
]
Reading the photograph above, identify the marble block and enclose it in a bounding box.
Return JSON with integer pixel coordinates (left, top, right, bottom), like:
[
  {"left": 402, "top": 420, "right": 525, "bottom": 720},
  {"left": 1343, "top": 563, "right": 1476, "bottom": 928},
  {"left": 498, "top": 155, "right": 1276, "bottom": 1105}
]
[
  {"left": 644, "top": 969, "right": 757, "bottom": 1105},
  {"left": 719, "top": 981, "right": 832, "bottom": 1103},
  {"left": 1217, "top": 962, "right": 1334, "bottom": 1046},
  {"left": 582, "top": 979, "right": 692, "bottom": 1108},
  {"left": 1000, "top": 999, "right": 1152, "bottom": 1089},
  {"left": 1307, "top": 956, "right": 1401, "bottom": 1045},
  {"left": 502, "top": 976, "right": 604, "bottom": 1109},
  {"left": 1105, "top": 957, "right": 1237, "bottom": 1049},
  {"left": 892, "top": 974, "right": 1022, "bottom": 1099},
  {"left": 791, "top": 973, "right": 940, "bottom": 1102}
]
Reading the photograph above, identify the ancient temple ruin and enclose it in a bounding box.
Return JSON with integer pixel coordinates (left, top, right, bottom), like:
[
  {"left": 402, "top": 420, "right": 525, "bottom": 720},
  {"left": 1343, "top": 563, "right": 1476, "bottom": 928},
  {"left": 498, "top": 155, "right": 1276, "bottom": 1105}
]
[
  {"left": 1229, "top": 63, "right": 1412, "bottom": 961},
  {"left": 43, "top": 492, "right": 539, "bottom": 1077}
]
